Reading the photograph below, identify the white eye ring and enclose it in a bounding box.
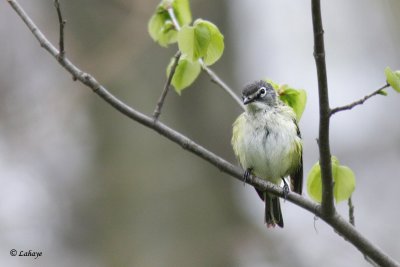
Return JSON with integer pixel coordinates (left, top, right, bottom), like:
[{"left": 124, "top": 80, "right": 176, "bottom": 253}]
[{"left": 259, "top": 87, "right": 267, "bottom": 97}]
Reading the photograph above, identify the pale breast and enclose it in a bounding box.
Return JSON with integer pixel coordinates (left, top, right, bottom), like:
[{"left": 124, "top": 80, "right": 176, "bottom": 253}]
[{"left": 239, "top": 110, "right": 300, "bottom": 184}]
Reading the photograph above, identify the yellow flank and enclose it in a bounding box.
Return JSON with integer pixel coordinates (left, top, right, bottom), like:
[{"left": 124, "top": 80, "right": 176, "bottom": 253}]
[{"left": 231, "top": 113, "right": 246, "bottom": 161}]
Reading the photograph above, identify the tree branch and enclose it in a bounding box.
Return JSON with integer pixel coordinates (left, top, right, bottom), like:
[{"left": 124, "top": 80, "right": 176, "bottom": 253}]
[
  {"left": 330, "top": 84, "right": 389, "bottom": 116},
  {"left": 6, "top": 0, "right": 400, "bottom": 266},
  {"left": 153, "top": 51, "right": 181, "bottom": 120},
  {"left": 311, "top": 0, "right": 335, "bottom": 217},
  {"left": 310, "top": 2, "right": 399, "bottom": 266},
  {"left": 327, "top": 214, "right": 398, "bottom": 267}
]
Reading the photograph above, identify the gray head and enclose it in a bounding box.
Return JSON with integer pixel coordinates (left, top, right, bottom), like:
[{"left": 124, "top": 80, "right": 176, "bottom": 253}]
[{"left": 242, "top": 80, "right": 277, "bottom": 109}]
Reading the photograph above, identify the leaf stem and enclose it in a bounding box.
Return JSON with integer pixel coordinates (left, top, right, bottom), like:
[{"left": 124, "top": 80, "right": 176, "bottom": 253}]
[
  {"left": 167, "top": 7, "right": 244, "bottom": 110},
  {"left": 167, "top": 7, "right": 181, "bottom": 31}
]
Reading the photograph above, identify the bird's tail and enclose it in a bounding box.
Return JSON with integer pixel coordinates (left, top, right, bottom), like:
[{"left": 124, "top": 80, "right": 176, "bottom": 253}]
[
  {"left": 264, "top": 192, "right": 284, "bottom": 228},
  {"left": 255, "top": 189, "right": 284, "bottom": 228}
]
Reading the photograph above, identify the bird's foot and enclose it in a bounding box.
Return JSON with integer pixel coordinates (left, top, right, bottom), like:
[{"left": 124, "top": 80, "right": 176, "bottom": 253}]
[
  {"left": 243, "top": 168, "right": 253, "bottom": 185},
  {"left": 282, "top": 178, "right": 290, "bottom": 200}
]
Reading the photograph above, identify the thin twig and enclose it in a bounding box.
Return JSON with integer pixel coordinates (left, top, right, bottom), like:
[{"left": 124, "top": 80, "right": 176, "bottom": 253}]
[
  {"left": 153, "top": 51, "right": 181, "bottom": 120},
  {"left": 167, "top": 7, "right": 244, "bottom": 110},
  {"left": 348, "top": 197, "right": 379, "bottom": 267},
  {"left": 348, "top": 196, "right": 355, "bottom": 226},
  {"left": 53, "top": 0, "right": 65, "bottom": 59},
  {"left": 330, "top": 84, "right": 389, "bottom": 116},
  {"left": 201, "top": 64, "right": 244, "bottom": 109},
  {"left": 6, "top": 1, "right": 400, "bottom": 266},
  {"left": 311, "top": 0, "right": 335, "bottom": 217}
]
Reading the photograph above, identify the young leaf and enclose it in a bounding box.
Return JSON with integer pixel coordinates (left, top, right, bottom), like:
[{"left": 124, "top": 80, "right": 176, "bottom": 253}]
[
  {"left": 307, "top": 156, "right": 356, "bottom": 203},
  {"left": 149, "top": 11, "right": 168, "bottom": 43},
  {"left": 307, "top": 161, "right": 322, "bottom": 203},
  {"left": 385, "top": 67, "right": 400, "bottom": 92},
  {"left": 267, "top": 80, "right": 307, "bottom": 121},
  {"left": 195, "top": 20, "right": 224, "bottom": 66},
  {"left": 178, "top": 24, "right": 211, "bottom": 62},
  {"left": 279, "top": 88, "right": 307, "bottom": 121},
  {"left": 148, "top": 8, "right": 177, "bottom": 47},
  {"left": 334, "top": 164, "right": 356, "bottom": 203},
  {"left": 148, "top": 0, "right": 192, "bottom": 47},
  {"left": 377, "top": 89, "right": 388, "bottom": 96},
  {"left": 177, "top": 19, "right": 224, "bottom": 65},
  {"left": 167, "top": 56, "right": 201, "bottom": 93},
  {"left": 158, "top": 20, "right": 178, "bottom": 47},
  {"left": 171, "top": 0, "right": 192, "bottom": 27}
]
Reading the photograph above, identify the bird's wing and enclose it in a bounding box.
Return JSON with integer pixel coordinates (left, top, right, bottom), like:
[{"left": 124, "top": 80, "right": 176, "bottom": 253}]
[
  {"left": 290, "top": 120, "right": 303, "bottom": 195},
  {"left": 290, "top": 153, "right": 303, "bottom": 195}
]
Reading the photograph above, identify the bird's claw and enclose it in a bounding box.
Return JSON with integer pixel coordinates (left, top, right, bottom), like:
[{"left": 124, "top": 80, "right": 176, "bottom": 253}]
[
  {"left": 281, "top": 178, "right": 290, "bottom": 200},
  {"left": 244, "top": 168, "right": 252, "bottom": 185},
  {"left": 283, "top": 183, "right": 290, "bottom": 200}
]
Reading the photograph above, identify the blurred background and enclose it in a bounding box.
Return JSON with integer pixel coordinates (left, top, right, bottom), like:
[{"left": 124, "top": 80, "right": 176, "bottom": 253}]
[{"left": 1, "top": 0, "right": 399, "bottom": 266}]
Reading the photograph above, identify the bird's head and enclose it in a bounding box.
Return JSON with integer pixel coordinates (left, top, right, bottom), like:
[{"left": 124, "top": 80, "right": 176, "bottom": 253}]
[{"left": 242, "top": 80, "right": 277, "bottom": 112}]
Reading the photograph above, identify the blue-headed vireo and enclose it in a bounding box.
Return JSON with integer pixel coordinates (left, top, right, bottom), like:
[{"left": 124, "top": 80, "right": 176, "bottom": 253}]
[{"left": 232, "top": 80, "right": 303, "bottom": 228}]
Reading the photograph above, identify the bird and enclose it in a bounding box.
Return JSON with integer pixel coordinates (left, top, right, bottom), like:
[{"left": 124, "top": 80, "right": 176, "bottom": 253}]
[{"left": 231, "top": 80, "right": 303, "bottom": 228}]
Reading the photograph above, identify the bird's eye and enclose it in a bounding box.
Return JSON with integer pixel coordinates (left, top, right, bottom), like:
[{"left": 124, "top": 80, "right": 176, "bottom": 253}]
[{"left": 259, "top": 87, "right": 267, "bottom": 97}]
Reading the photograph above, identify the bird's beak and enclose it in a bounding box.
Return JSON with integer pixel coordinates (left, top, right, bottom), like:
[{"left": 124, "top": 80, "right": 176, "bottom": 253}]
[{"left": 243, "top": 96, "right": 255, "bottom": 105}]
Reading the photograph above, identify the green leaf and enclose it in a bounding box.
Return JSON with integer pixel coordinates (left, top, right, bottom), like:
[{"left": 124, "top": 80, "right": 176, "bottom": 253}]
[
  {"left": 167, "top": 56, "right": 201, "bottom": 93},
  {"left": 148, "top": 8, "right": 177, "bottom": 47},
  {"left": 307, "top": 156, "right": 356, "bottom": 203},
  {"left": 177, "top": 19, "right": 224, "bottom": 65},
  {"left": 178, "top": 23, "right": 211, "bottom": 62},
  {"left": 267, "top": 80, "right": 307, "bottom": 121},
  {"left": 157, "top": 20, "right": 178, "bottom": 47},
  {"left": 148, "top": 11, "right": 167, "bottom": 42},
  {"left": 171, "top": 0, "right": 192, "bottom": 26},
  {"left": 307, "top": 161, "right": 322, "bottom": 203},
  {"left": 377, "top": 89, "right": 388, "bottom": 96},
  {"left": 196, "top": 20, "right": 224, "bottom": 66},
  {"left": 334, "top": 165, "right": 356, "bottom": 203},
  {"left": 148, "top": 0, "right": 192, "bottom": 47},
  {"left": 385, "top": 67, "right": 400, "bottom": 93},
  {"left": 280, "top": 88, "right": 307, "bottom": 121}
]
